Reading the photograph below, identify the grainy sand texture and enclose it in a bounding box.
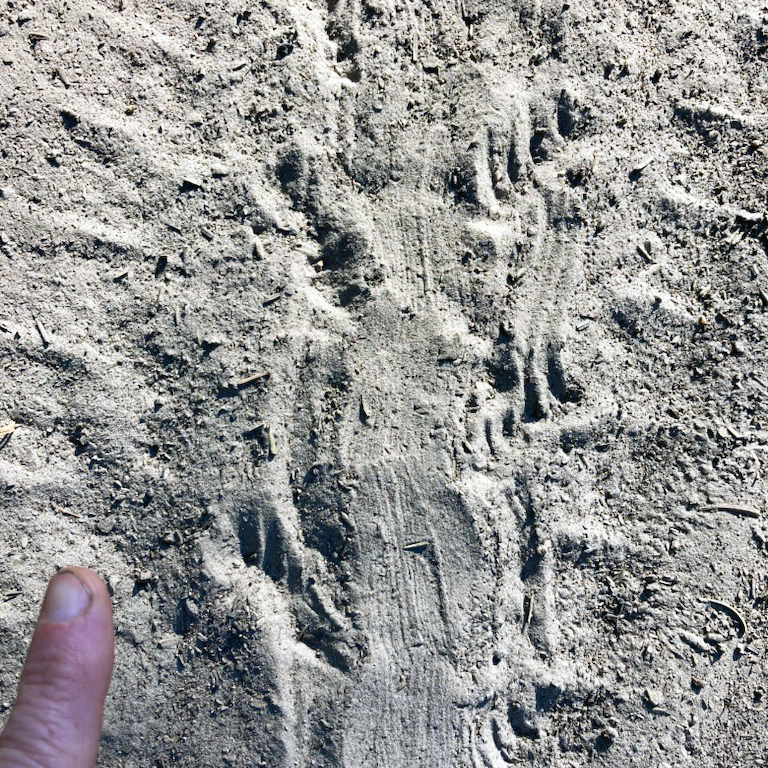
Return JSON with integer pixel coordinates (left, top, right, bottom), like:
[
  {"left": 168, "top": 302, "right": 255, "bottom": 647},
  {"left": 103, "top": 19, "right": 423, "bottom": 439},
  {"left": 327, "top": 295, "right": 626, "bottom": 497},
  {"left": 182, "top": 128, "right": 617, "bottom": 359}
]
[{"left": 2, "top": 0, "right": 768, "bottom": 765}]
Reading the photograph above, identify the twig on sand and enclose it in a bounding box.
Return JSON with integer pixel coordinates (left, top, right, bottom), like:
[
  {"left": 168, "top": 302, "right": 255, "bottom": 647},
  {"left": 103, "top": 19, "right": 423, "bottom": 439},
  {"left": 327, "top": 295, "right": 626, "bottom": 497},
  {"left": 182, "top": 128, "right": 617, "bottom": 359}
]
[
  {"left": 0, "top": 421, "right": 17, "bottom": 438},
  {"left": 700, "top": 503, "right": 761, "bottom": 519},
  {"left": 33, "top": 314, "right": 50, "bottom": 346},
  {"left": 700, "top": 597, "right": 747, "bottom": 637},
  {"left": 236, "top": 371, "right": 271, "bottom": 389},
  {"left": 403, "top": 540, "right": 430, "bottom": 552}
]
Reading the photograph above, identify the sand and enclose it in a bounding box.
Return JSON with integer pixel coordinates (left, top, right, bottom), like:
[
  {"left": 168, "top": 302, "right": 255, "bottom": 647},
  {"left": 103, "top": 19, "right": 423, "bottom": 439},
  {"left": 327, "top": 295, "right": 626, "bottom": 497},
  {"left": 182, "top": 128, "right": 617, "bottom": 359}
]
[{"left": 1, "top": 0, "right": 768, "bottom": 765}]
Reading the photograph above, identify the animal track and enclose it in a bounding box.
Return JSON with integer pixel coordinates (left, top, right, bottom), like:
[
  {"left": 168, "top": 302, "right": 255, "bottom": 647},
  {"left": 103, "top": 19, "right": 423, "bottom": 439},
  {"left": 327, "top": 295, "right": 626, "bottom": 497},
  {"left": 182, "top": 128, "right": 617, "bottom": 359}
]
[
  {"left": 236, "top": 490, "right": 361, "bottom": 672},
  {"left": 238, "top": 498, "right": 303, "bottom": 588},
  {"left": 485, "top": 338, "right": 583, "bottom": 439},
  {"left": 274, "top": 144, "right": 380, "bottom": 307},
  {"left": 436, "top": 86, "right": 591, "bottom": 444},
  {"left": 258, "top": 14, "right": 597, "bottom": 760}
]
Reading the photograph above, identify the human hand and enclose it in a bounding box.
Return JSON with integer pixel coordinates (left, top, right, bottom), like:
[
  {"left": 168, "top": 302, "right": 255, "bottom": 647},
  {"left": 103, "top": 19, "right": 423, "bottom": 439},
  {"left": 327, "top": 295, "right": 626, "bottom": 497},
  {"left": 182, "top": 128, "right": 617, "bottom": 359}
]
[{"left": 0, "top": 568, "right": 114, "bottom": 767}]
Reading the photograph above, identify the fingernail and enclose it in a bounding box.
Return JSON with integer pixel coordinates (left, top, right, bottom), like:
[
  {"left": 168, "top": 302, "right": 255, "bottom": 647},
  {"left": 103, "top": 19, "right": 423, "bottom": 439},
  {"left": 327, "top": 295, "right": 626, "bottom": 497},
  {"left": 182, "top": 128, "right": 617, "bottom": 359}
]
[{"left": 40, "top": 570, "right": 92, "bottom": 623}]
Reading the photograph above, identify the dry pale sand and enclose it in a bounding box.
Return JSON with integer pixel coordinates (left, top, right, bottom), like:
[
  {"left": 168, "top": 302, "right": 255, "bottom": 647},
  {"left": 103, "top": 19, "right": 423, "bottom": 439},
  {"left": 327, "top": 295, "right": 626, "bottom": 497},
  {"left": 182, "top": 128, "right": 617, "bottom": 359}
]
[{"left": 1, "top": 0, "right": 768, "bottom": 765}]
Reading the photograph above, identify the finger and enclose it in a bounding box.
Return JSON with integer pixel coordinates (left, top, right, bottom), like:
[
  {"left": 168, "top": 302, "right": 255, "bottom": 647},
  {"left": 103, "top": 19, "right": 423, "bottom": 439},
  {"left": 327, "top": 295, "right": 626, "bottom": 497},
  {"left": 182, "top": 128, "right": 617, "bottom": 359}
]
[{"left": 0, "top": 567, "right": 114, "bottom": 768}]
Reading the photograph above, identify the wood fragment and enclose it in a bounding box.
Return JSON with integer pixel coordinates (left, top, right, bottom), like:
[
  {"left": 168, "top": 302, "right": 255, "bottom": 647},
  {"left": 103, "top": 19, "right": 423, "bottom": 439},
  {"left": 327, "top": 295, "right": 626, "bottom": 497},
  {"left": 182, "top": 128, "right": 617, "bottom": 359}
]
[
  {"left": 636, "top": 243, "right": 654, "bottom": 263},
  {"left": 522, "top": 592, "right": 534, "bottom": 633},
  {"left": 33, "top": 314, "right": 50, "bottom": 346},
  {"left": 360, "top": 394, "right": 371, "bottom": 423},
  {"left": 700, "top": 503, "right": 761, "bottom": 519},
  {"left": 55, "top": 68, "right": 72, "bottom": 87},
  {"left": 53, "top": 504, "right": 81, "bottom": 519},
  {"left": 242, "top": 424, "right": 265, "bottom": 441},
  {"left": 236, "top": 371, "right": 271, "bottom": 389},
  {"left": 252, "top": 237, "right": 265, "bottom": 260},
  {"left": 403, "top": 540, "right": 430, "bottom": 552},
  {"left": 631, "top": 155, "right": 654, "bottom": 173},
  {"left": 0, "top": 421, "right": 17, "bottom": 437},
  {"left": 644, "top": 687, "right": 665, "bottom": 708},
  {"left": 267, "top": 426, "right": 277, "bottom": 457},
  {"left": 679, "top": 630, "right": 710, "bottom": 654},
  {"left": 700, "top": 597, "right": 747, "bottom": 637},
  {"left": 135, "top": 570, "right": 155, "bottom": 584},
  {"left": 735, "top": 209, "right": 763, "bottom": 225},
  {"left": 160, "top": 530, "right": 182, "bottom": 546}
]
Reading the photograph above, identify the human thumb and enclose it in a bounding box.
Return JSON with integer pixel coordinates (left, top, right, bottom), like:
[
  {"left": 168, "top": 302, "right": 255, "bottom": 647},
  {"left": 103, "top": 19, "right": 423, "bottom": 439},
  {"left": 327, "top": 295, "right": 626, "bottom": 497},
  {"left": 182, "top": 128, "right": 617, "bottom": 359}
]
[{"left": 0, "top": 567, "right": 114, "bottom": 768}]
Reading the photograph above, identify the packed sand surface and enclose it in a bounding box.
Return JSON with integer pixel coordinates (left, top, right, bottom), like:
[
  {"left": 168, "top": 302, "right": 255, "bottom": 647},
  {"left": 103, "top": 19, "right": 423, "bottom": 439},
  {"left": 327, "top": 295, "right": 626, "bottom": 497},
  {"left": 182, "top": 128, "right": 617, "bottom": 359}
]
[{"left": 2, "top": 0, "right": 768, "bottom": 765}]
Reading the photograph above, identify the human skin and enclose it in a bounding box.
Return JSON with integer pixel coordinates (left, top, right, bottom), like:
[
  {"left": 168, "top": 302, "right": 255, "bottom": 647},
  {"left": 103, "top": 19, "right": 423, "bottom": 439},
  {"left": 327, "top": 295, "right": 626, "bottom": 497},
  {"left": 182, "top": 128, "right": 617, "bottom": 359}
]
[{"left": 0, "top": 567, "right": 114, "bottom": 768}]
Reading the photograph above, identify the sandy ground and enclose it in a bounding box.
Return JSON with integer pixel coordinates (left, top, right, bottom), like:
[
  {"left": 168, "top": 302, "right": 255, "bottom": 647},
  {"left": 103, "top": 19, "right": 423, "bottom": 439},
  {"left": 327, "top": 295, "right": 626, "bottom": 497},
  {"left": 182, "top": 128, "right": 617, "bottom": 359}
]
[{"left": 2, "top": 0, "right": 768, "bottom": 765}]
